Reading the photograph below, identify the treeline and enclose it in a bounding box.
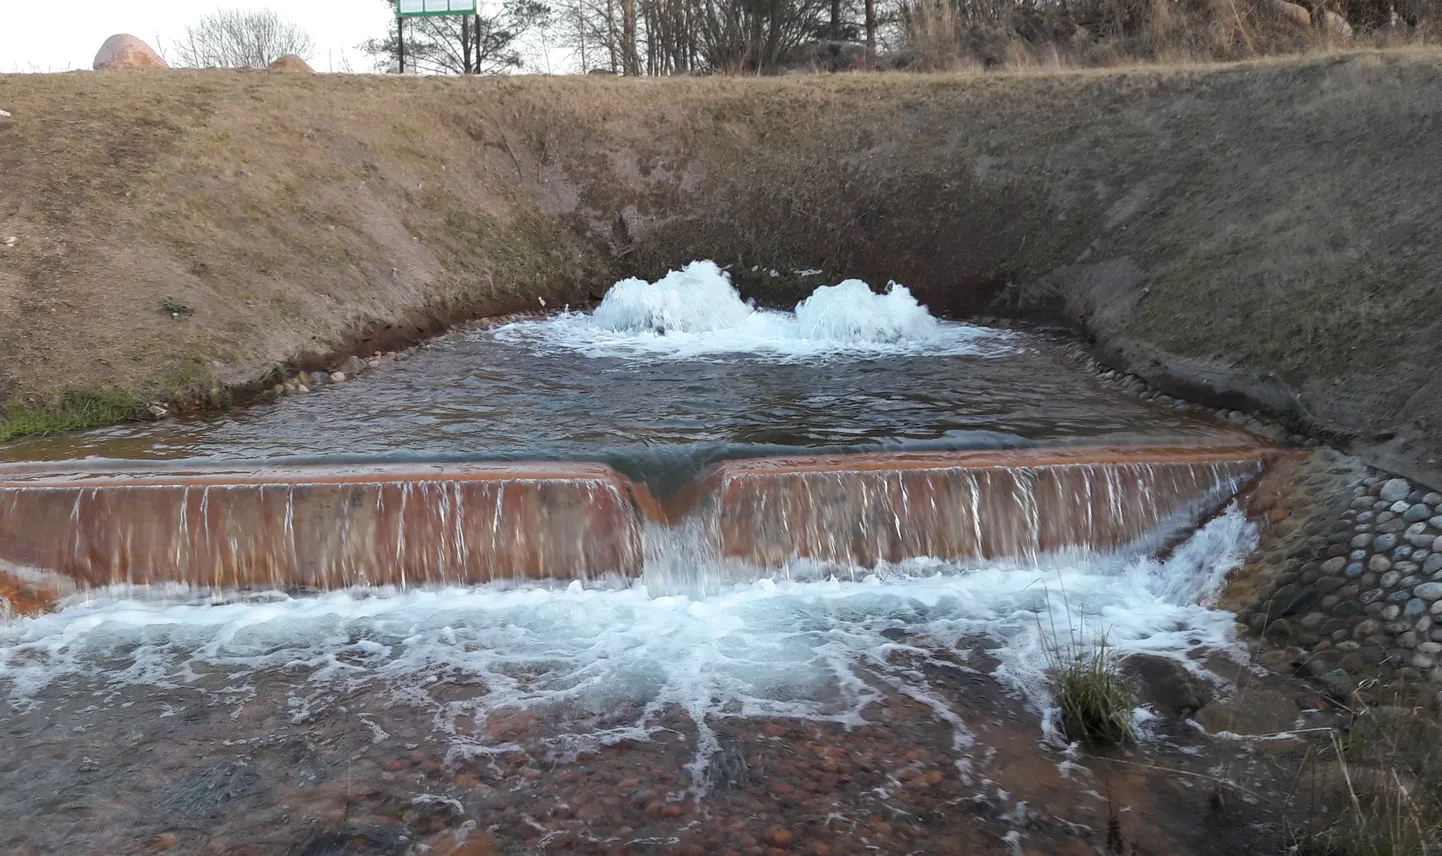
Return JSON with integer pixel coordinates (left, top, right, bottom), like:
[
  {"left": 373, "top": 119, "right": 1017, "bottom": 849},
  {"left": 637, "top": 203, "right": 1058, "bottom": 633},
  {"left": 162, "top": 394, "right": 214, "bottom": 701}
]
[{"left": 359, "top": 0, "right": 1436, "bottom": 76}]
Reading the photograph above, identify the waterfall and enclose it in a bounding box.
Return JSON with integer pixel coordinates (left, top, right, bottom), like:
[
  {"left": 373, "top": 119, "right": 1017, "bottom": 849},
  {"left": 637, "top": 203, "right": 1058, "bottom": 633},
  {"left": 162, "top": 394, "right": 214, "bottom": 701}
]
[{"left": 0, "top": 446, "right": 1273, "bottom": 610}]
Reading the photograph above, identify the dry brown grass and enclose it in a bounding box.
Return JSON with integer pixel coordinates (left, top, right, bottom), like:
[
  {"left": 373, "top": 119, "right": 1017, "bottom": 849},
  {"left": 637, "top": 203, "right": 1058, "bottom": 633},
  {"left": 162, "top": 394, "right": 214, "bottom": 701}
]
[
  {"left": 1288, "top": 703, "right": 1442, "bottom": 855},
  {"left": 1, "top": 54, "right": 1442, "bottom": 470},
  {"left": 896, "top": 0, "right": 1438, "bottom": 71}
]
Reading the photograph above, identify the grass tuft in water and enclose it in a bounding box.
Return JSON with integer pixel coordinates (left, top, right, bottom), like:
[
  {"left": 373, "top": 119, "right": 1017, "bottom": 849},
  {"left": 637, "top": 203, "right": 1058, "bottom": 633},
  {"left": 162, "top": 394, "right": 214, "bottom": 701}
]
[
  {"left": 1049, "top": 634, "right": 1136, "bottom": 747},
  {"left": 0, "top": 391, "right": 146, "bottom": 443}
]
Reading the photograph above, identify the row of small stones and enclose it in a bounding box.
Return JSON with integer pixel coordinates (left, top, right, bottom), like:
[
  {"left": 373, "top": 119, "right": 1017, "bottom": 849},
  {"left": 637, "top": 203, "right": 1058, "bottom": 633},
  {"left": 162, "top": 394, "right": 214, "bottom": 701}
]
[
  {"left": 256, "top": 312, "right": 542, "bottom": 399},
  {"left": 1277, "top": 476, "right": 1442, "bottom": 681},
  {"left": 1059, "top": 344, "right": 1442, "bottom": 695},
  {"left": 1058, "top": 343, "right": 1322, "bottom": 447}
]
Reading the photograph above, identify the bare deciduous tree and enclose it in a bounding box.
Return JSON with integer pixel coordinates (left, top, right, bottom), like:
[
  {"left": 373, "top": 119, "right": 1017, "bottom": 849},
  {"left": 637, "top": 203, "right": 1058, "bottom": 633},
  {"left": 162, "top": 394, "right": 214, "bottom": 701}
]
[
  {"left": 361, "top": 0, "right": 551, "bottom": 74},
  {"left": 173, "top": 9, "right": 316, "bottom": 69}
]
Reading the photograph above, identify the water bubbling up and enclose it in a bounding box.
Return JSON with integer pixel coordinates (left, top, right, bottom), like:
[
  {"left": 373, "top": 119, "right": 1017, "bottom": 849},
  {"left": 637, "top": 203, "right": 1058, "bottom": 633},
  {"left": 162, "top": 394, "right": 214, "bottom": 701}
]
[{"left": 495, "top": 260, "right": 1013, "bottom": 361}]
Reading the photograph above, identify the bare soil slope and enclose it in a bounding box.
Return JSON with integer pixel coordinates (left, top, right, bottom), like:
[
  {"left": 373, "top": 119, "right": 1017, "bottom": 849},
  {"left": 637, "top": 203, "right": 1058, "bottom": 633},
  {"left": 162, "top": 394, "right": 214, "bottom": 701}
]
[{"left": 1, "top": 53, "right": 1439, "bottom": 480}]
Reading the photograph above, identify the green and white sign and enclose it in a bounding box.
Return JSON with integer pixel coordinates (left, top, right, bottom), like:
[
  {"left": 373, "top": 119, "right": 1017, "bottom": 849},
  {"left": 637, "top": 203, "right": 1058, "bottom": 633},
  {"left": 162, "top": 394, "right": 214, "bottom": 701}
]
[{"left": 397, "top": 0, "right": 478, "bottom": 16}]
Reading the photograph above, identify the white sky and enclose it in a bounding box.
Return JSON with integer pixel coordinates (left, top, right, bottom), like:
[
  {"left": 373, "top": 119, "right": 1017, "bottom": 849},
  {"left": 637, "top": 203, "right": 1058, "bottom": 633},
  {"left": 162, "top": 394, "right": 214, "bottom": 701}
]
[{"left": 3, "top": 1, "right": 397, "bottom": 73}]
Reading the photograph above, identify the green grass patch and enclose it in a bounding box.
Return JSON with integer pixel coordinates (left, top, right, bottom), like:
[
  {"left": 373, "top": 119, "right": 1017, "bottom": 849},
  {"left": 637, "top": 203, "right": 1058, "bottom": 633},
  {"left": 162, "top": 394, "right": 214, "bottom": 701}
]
[
  {"left": 0, "top": 391, "right": 146, "bottom": 443},
  {"left": 1047, "top": 633, "right": 1135, "bottom": 747}
]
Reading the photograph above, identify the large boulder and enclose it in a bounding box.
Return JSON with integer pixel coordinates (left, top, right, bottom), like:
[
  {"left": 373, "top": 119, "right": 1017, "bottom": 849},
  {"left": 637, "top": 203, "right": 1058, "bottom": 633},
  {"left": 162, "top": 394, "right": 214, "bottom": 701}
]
[
  {"left": 93, "top": 35, "right": 168, "bottom": 71},
  {"left": 1322, "top": 9, "right": 1355, "bottom": 38},
  {"left": 268, "top": 55, "right": 314, "bottom": 73},
  {"left": 1122, "top": 654, "right": 1213, "bottom": 718},
  {"left": 1193, "top": 688, "right": 1301, "bottom": 735},
  {"left": 1261, "top": 0, "right": 1313, "bottom": 28}
]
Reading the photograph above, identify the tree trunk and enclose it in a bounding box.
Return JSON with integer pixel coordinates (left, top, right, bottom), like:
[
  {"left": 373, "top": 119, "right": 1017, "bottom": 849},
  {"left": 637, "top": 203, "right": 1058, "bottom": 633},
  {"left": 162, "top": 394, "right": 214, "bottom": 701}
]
[
  {"left": 462, "top": 14, "right": 473, "bottom": 73},
  {"left": 864, "top": 0, "right": 875, "bottom": 66},
  {"left": 606, "top": 0, "right": 619, "bottom": 72},
  {"left": 622, "top": 0, "right": 639, "bottom": 74},
  {"left": 831, "top": 0, "right": 841, "bottom": 39}
]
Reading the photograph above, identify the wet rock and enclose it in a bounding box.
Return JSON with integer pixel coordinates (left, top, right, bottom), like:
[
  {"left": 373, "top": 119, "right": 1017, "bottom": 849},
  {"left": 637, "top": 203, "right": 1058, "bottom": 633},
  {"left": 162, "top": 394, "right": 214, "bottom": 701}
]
[
  {"left": 1345, "top": 563, "right": 1365, "bottom": 578},
  {"left": 1373, "top": 533, "right": 1399, "bottom": 552},
  {"left": 1321, "top": 557, "right": 1347, "bottom": 575},
  {"left": 1400, "top": 631, "right": 1420, "bottom": 648},
  {"left": 341, "top": 356, "right": 365, "bottom": 375},
  {"left": 1404, "top": 523, "right": 1433, "bottom": 547},
  {"left": 1194, "top": 689, "right": 1300, "bottom": 735},
  {"left": 1316, "top": 576, "right": 1345, "bottom": 593},
  {"left": 1382, "top": 605, "right": 1402, "bottom": 620},
  {"left": 1123, "top": 654, "right": 1212, "bottom": 717},
  {"left": 1351, "top": 533, "right": 1374, "bottom": 549},
  {"left": 1381, "top": 571, "right": 1402, "bottom": 588},
  {"left": 1369, "top": 555, "right": 1393, "bottom": 573},
  {"left": 1406, "top": 599, "right": 1428, "bottom": 618},
  {"left": 1416, "top": 582, "right": 1442, "bottom": 601},
  {"left": 1381, "top": 478, "right": 1411, "bottom": 503},
  {"left": 1331, "top": 602, "right": 1361, "bottom": 619},
  {"left": 764, "top": 826, "right": 793, "bottom": 847},
  {"left": 1404, "top": 504, "right": 1433, "bottom": 523},
  {"left": 1426, "top": 555, "right": 1442, "bottom": 574},
  {"left": 329, "top": 372, "right": 347, "bottom": 383},
  {"left": 1316, "top": 668, "right": 1356, "bottom": 696},
  {"left": 1353, "top": 619, "right": 1381, "bottom": 639}
]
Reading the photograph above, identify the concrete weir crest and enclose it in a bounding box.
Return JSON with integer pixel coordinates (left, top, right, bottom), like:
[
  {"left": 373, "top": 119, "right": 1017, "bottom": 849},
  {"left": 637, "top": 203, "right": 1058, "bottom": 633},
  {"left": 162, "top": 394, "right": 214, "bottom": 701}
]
[{"left": 0, "top": 445, "right": 1280, "bottom": 612}]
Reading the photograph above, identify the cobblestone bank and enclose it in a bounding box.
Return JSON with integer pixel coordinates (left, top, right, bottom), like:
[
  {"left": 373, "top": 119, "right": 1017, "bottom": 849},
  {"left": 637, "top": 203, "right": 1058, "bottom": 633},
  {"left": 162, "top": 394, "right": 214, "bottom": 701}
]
[{"left": 1061, "top": 339, "right": 1442, "bottom": 709}]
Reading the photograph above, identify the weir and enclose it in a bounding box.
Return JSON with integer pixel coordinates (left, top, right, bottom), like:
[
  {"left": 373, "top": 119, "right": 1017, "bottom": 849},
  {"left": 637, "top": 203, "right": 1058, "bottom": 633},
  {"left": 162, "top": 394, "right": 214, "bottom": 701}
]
[{"left": 0, "top": 445, "right": 1277, "bottom": 612}]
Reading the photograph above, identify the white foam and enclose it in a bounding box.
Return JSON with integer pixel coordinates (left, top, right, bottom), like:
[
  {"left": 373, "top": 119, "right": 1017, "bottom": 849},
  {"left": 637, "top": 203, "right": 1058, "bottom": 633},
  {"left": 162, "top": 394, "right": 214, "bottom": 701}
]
[
  {"left": 0, "top": 508, "right": 1255, "bottom": 781},
  {"left": 493, "top": 260, "right": 1014, "bottom": 362}
]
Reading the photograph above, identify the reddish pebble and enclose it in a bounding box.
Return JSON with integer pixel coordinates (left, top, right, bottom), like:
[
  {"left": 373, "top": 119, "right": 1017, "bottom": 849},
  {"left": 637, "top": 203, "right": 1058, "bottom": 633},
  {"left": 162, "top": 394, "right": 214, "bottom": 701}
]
[
  {"left": 146, "top": 833, "right": 178, "bottom": 852},
  {"left": 662, "top": 803, "right": 684, "bottom": 818},
  {"left": 455, "top": 773, "right": 481, "bottom": 789},
  {"left": 384, "top": 759, "right": 405, "bottom": 772},
  {"left": 764, "top": 826, "right": 792, "bottom": 847},
  {"left": 770, "top": 782, "right": 793, "bottom": 796},
  {"left": 617, "top": 777, "right": 640, "bottom": 789}
]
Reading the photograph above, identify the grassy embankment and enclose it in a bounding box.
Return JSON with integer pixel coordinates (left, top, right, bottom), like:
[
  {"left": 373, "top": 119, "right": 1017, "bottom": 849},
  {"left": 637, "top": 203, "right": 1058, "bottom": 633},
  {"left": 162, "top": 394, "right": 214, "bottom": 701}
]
[{"left": 2, "top": 52, "right": 1441, "bottom": 481}]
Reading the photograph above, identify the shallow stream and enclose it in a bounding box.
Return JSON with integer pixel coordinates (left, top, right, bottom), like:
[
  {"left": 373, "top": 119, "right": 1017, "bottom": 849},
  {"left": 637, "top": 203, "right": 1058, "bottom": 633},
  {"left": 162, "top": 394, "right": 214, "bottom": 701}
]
[{"left": 0, "top": 262, "right": 1283, "bottom": 854}]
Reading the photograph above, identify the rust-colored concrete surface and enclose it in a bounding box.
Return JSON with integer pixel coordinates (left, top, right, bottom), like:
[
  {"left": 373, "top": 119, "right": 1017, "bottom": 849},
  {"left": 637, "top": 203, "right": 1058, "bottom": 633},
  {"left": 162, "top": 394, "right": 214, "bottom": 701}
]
[
  {"left": 0, "top": 462, "right": 646, "bottom": 603},
  {"left": 0, "top": 445, "right": 1279, "bottom": 611},
  {"left": 689, "top": 445, "right": 1277, "bottom": 568}
]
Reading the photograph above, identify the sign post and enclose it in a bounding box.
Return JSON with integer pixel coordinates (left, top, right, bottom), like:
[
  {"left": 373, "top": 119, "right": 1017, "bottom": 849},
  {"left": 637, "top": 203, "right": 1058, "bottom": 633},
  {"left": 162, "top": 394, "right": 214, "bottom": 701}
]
[{"left": 395, "top": 0, "right": 479, "bottom": 73}]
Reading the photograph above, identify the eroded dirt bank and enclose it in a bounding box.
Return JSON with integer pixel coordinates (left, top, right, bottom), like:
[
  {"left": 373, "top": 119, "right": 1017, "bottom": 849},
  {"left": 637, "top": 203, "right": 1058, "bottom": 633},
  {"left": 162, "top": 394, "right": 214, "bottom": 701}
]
[{"left": 2, "top": 52, "right": 1440, "bottom": 479}]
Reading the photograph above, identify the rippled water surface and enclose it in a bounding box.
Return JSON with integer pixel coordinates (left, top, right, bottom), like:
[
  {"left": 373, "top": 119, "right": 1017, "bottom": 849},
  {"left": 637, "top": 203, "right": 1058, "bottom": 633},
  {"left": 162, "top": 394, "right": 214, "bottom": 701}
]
[
  {"left": 3, "top": 266, "right": 1248, "bottom": 484},
  {"left": 0, "top": 264, "right": 1285, "bottom": 855}
]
